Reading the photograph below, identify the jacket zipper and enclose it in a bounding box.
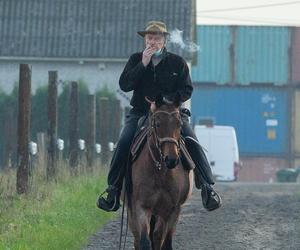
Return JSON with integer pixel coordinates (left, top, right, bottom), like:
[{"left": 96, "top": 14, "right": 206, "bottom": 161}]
[{"left": 153, "top": 66, "right": 156, "bottom": 82}]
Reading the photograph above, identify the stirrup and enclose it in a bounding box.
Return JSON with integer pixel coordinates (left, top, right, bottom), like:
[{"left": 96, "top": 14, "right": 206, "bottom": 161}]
[{"left": 96, "top": 186, "right": 120, "bottom": 212}]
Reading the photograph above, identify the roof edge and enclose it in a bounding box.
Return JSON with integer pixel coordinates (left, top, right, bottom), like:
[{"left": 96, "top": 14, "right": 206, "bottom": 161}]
[{"left": 0, "top": 56, "right": 127, "bottom": 63}]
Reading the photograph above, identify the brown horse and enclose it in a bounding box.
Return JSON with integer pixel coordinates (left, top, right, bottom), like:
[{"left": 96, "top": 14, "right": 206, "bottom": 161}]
[{"left": 126, "top": 95, "right": 193, "bottom": 250}]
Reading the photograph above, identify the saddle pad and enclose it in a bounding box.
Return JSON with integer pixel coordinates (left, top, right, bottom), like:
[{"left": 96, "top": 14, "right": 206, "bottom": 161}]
[
  {"left": 180, "top": 137, "right": 195, "bottom": 170},
  {"left": 130, "top": 125, "right": 149, "bottom": 162},
  {"left": 130, "top": 130, "right": 195, "bottom": 171}
]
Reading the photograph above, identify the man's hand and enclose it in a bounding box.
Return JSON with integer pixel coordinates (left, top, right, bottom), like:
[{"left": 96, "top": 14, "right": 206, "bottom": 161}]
[{"left": 142, "top": 46, "right": 156, "bottom": 67}]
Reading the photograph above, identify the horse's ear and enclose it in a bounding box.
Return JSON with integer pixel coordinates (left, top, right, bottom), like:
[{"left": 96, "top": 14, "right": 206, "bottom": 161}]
[
  {"left": 155, "top": 94, "right": 164, "bottom": 107},
  {"left": 173, "top": 92, "right": 182, "bottom": 108}
]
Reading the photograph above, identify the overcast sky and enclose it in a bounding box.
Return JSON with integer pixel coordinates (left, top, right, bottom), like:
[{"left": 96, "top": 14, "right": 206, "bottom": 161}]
[{"left": 196, "top": 0, "right": 300, "bottom": 26}]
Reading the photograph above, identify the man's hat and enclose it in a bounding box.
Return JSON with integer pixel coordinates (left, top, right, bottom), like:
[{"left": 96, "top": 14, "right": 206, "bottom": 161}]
[{"left": 137, "top": 21, "right": 170, "bottom": 37}]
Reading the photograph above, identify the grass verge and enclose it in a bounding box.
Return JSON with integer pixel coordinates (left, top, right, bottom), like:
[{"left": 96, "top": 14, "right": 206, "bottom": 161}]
[{"left": 0, "top": 168, "right": 116, "bottom": 250}]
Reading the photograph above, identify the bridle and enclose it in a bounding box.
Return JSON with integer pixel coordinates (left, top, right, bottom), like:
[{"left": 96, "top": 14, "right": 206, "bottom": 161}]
[{"left": 147, "top": 109, "right": 181, "bottom": 170}]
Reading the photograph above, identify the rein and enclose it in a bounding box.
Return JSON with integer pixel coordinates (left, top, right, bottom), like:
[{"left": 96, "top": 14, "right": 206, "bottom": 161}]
[{"left": 147, "top": 110, "right": 181, "bottom": 170}]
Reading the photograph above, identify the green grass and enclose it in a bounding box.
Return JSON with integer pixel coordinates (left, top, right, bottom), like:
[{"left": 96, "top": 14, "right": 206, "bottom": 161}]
[{"left": 0, "top": 168, "right": 116, "bottom": 250}]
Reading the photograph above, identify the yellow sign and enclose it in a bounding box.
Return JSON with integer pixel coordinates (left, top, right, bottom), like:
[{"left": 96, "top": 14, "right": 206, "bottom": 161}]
[{"left": 267, "top": 129, "right": 276, "bottom": 140}]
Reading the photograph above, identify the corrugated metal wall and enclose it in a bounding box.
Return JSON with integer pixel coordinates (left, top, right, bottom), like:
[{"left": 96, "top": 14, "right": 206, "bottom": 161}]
[
  {"left": 236, "top": 26, "right": 290, "bottom": 85},
  {"left": 191, "top": 26, "right": 231, "bottom": 84},
  {"left": 238, "top": 157, "right": 288, "bottom": 182},
  {"left": 192, "top": 25, "right": 290, "bottom": 85},
  {"left": 294, "top": 89, "right": 300, "bottom": 155},
  {"left": 291, "top": 27, "right": 300, "bottom": 83},
  {"left": 191, "top": 85, "right": 290, "bottom": 156}
]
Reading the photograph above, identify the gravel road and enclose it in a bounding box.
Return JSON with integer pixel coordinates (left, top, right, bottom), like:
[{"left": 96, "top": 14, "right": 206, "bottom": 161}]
[{"left": 84, "top": 183, "right": 300, "bottom": 250}]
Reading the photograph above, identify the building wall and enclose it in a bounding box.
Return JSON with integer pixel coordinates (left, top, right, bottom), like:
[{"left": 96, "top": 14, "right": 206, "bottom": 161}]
[
  {"left": 0, "top": 59, "right": 193, "bottom": 108},
  {"left": 0, "top": 59, "right": 133, "bottom": 107},
  {"left": 238, "top": 156, "right": 288, "bottom": 182},
  {"left": 0, "top": 60, "right": 124, "bottom": 92},
  {"left": 294, "top": 158, "right": 300, "bottom": 168}
]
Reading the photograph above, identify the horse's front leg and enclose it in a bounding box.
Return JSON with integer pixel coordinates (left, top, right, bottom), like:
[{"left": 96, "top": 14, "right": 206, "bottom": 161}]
[
  {"left": 161, "top": 230, "right": 173, "bottom": 250},
  {"left": 129, "top": 210, "right": 150, "bottom": 250},
  {"left": 132, "top": 204, "right": 152, "bottom": 250},
  {"left": 161, "top": 207, "right": 180, "bottom": 250},
  {"left": 128, "top": 208, "right": 140, "bottom": 250},
  {"left": 152, "top": 216, "right": 168, "bottom": 250}
]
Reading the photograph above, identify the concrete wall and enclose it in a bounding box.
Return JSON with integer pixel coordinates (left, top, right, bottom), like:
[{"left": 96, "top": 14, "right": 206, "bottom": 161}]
[{"left": 238, "top": 156, "right": 288, "bottom": 182}]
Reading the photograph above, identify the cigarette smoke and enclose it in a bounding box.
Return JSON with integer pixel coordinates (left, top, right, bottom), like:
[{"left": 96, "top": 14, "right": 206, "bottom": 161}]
[{"left": 168, "top": 29, "right": 200, "bottom": 53}]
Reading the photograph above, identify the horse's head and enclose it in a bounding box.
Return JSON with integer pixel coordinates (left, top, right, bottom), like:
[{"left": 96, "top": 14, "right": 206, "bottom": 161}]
[{"left": 146, "top": 93, "right": 182, "bottom": 169}]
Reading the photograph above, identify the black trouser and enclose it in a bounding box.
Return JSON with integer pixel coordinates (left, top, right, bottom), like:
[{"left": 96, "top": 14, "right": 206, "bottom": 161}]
[{"left": 107, "top": 109, "right": 214, "bottom": 189}]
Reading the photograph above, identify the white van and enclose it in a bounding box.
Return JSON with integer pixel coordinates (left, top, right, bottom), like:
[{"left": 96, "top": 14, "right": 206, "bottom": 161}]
[{"left": 194, "top": 125, "right": 240, "bottom": 181}]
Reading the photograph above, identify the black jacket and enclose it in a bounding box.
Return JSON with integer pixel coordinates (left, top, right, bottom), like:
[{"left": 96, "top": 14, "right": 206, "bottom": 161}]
[{"left": 119, "top": 48, "right": 193, "bottom": 114}]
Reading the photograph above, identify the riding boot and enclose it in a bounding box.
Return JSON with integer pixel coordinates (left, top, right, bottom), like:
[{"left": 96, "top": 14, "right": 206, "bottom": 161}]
[
  {"left": 184, "top": 136, "right": 222, "bottom": 211},
  {"left": 97, "top": 185, "right": 121, "bottom": 212},
  {"left": 96, "top": 148, "right": 124, "bottom": 212},
  {"left": 96, "top": 111, "right": 141, "bottom": 212},
  {"left": 184, "top": 136, "right": 215, "bottom": 186}
]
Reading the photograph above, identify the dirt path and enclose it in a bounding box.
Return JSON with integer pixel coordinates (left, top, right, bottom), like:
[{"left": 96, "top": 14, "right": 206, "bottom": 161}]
[{"left": 84, "top": 183, "right": 300, "bottom": 250}]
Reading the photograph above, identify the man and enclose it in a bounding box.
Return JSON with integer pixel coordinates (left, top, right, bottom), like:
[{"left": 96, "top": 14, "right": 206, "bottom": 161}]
[{"left": 97, "top": 21, "right": 221, "bottom": 212}]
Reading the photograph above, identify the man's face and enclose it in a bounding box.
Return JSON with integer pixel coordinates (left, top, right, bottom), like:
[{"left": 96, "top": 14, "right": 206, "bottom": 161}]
[{"left": 144, "top": 33, "right": 165, "bottom": 51}]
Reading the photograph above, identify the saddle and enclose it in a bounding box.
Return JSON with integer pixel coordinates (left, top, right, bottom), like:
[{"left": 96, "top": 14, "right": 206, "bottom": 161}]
[{"left": 130, "top": 116, "right": 195, "bottom": 170}]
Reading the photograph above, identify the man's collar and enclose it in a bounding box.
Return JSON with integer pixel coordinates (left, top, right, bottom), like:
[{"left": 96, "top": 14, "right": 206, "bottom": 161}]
[
  {"left": 151, "top": 47, "right": 167, "bottom": 66},
  {"left": 162, "top": 47, "right": 167, "bottom": 59}
]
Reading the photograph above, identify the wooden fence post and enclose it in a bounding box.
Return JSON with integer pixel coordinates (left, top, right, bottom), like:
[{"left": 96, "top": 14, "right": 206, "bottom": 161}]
[
  {"left": 3, "top": 105, "right": 15, "bottom": 169},
  {"left": 69, "top": 81, "right": 79, "bottom": 168},
  {"left": 86, "top": 94, "right": 96, "bottom": 169},
  {"left": 111, "top": 99, "right": 121, "bottom": 143},
  {"left": 99, "top": 97, "right": 109, "bottom": 164},
  {"left": 47, "top": 71, "right": 58, "bottom": 178},
  {"left": 37, "top": 132, "right": 47, "bottom": 169},
  {"left": 16, "top": 64, "right": 31, "bottom": 194}
]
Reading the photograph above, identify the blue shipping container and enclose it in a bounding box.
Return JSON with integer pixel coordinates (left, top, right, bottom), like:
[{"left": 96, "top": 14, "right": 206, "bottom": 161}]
[
  {"left": 191, "top": 26, "right": 231, "bottom": 84},
  {"left": 236, "top": 26, "right": 290, "bottom": 85},
  {"left": 191, "top": 86, "right": 290, "bottom": 156},
  {"left": 192, "top": 25, "right": 290, "bottom": 85}
]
